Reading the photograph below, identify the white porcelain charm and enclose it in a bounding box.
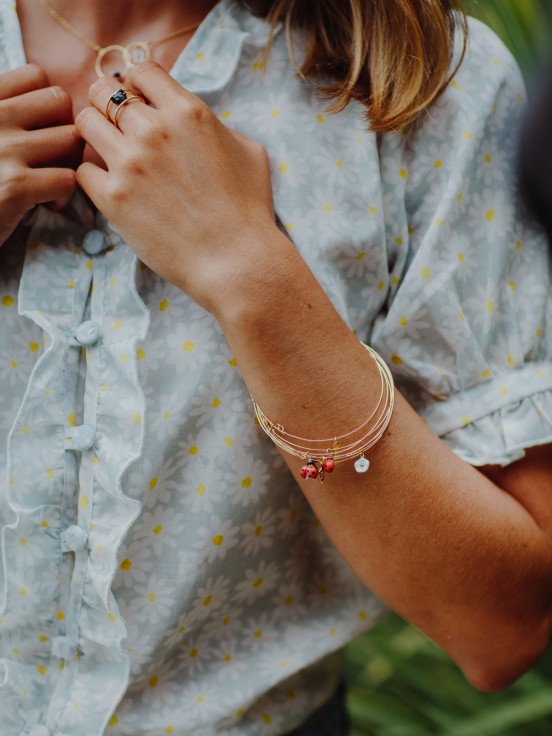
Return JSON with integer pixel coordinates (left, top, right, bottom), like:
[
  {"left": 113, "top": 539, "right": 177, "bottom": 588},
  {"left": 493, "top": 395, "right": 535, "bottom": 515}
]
[{"left": 354, "top": 456, "right": 370, "bottom": 473}]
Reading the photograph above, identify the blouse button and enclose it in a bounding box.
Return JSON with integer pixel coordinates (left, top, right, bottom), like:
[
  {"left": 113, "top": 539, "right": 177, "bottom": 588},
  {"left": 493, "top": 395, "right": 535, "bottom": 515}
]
[
  {"left": 27, "top": 727, "right": 51, "bottom": 736},
  {"left": 72, "top": 424, "right": 96, "bottom": 451},
  {"left": 83, "top": 229, "right": 108, "bottom": 255},
  {"left": 60, "top": 525, "right": 88, "bottom": 553},
  {"left": 51, "top": 635, "right": 77, "bottom": 660},
  {"left": 75, "top": 320, "right": 100, "bottom": 346}
]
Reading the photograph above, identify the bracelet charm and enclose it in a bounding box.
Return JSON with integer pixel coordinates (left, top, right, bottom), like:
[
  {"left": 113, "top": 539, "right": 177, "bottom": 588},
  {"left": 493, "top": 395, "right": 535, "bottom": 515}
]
[{"left": 251, "top": 342, "right": 394, "bottom": 483}]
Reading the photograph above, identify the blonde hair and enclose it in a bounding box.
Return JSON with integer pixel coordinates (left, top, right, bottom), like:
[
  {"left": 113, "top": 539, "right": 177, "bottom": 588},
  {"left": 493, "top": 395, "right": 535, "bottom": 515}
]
[{"left": 235, "top": 0, "right": 467, "bottom": 132}]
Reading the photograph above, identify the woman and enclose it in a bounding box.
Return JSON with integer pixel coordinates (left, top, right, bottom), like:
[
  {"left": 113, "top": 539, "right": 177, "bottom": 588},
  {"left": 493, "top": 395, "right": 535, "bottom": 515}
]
[{"left": 0, "top": 0, "right": 551, "bottom": 734}]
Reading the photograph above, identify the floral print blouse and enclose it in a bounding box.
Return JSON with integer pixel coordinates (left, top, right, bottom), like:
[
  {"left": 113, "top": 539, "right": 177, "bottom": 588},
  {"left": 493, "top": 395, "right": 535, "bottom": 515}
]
[{"left": 0, "top": 0, "right": 550, "bottom": 734}]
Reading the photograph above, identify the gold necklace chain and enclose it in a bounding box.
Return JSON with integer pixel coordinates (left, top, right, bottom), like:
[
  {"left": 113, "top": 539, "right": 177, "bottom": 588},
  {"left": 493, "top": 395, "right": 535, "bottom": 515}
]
[{"left": 36, "top": 0, "right": 202, "bottom": 77}]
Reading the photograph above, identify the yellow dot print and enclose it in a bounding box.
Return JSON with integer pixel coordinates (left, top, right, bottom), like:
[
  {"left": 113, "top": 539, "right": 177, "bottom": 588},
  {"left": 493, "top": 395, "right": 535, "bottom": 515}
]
[
  {"left": 195, "top": 483, "right": 206, "bottom": 496},
  {"left": 136, "top": 348, "right": 146, "bottom": 360},
  {"left": 159, "top": 298, "right": 169, "bottom": 311},
  {"left": 120, "top": 559, "right": 132, "bottom": 571},
  {"left": 316, "top": 114, "right": 325, "bottom": 124},
  {"left": 390, "top": 355, "right": 403, "bottom": 365},
  {"left": 67, "top": 412, "right": 76, "bottom": 427},
  {"left": 212, "top": 534, "right": 224, "bottom": 546},
  {"left": 399, "top": 168, "right": 408, "bottom": 180},
  {"left": 221, "top": 110, "right": 231, "bottom": 120},
  {"left": 183, "top": 340, "right": 195, "bottom": 353},
  {"left": 1, "top": 295, "right": 14, "bottom": 307},
  {"left": 486, "top": 300, "right": 495, "bottom": 313},
  {"left": 152, "top": 524, "right": 163, "bottom": 535},
  {"left": 195, "top": 52, "right": 205, "bottom": 62},
  {"left": 399, "top": 316, "right": 408, "bottom": 326},
  {"left": 149, "top": 676, "right": 158, "bottom": 688},
  {"left": 434, "top": 160, "right": 442, "bottom": 169},
  {"left": 420, "top": 267, "right": 431, "bottom": 279},
  {"left": 28, "top": 341, "right": 39, "bottom": 352},
  {"left": 279, "top": 162, "right": 289, "bottom": 174},
  {"left": 108, "top": 715, "right": 118, "bottom": 727},
  {"left": 357, "top": 251, "right": 366, "bottom": 261},
  {"left": 241, "top": 476, "right": 252, "bottom": 488},
  {"left": 485, "top": 210, "right": 496, "bottom": 223}
]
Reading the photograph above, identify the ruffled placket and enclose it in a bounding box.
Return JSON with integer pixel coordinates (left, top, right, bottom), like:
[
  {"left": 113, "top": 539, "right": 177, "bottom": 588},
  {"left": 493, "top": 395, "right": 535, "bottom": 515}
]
[{"left": 1, "top": 201, "right": 149, "bottom": 735}]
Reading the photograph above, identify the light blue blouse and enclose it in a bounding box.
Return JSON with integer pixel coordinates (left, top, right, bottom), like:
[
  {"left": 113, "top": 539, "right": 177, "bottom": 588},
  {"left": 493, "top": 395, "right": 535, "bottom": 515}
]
[{"left": 0, "top": 1, "right": 551, "bottom": 734}]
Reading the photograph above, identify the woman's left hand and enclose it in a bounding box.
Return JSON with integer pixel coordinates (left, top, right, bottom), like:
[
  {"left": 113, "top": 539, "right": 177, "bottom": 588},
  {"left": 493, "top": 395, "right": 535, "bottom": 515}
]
[{"left": 75, "top": 61, "right": 280, "bottom": 313}]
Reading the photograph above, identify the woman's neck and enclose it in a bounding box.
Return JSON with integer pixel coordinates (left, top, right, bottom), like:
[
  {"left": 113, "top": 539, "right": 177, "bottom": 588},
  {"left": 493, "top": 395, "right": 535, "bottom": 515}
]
[{"left": 30, "top": 0, "right": 217, "bottom": 48}]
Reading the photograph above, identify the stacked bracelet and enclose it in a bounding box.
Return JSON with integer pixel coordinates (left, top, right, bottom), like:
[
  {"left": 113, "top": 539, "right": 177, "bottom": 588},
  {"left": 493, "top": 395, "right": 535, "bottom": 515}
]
[{"left": 251, "top": 342, "right": 395, "bottom": 483}]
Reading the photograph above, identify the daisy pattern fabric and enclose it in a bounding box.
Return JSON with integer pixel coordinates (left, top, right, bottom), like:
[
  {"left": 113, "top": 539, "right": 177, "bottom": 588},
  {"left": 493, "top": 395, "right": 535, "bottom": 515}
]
[{"left": 0, "top": 0, "right": 551, "bottom": 733}]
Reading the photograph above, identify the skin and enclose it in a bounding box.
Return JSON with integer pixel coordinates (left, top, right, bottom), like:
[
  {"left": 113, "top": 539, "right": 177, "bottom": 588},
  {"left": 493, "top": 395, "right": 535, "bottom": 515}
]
[{"left": 2, "top": 0, "right": 552, "bottom": 693}]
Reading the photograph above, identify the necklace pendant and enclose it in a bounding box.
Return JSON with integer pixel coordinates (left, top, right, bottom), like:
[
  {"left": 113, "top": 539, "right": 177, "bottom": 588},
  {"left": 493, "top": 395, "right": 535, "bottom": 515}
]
[
  {"left": 127, "top": 41, "right": 151, "bottom": 65},
  {"left": 95, "top": 44, "right": 133, "bottom": 78}
]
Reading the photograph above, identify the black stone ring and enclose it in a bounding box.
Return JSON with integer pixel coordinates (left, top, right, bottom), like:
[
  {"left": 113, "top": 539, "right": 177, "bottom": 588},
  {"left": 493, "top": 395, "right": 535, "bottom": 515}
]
[
  {"left": 105, "top": 88, "right": 135, "bottom": 122},
  {"left": 110, "top": 89, "right": 127, "bottom": 105}
]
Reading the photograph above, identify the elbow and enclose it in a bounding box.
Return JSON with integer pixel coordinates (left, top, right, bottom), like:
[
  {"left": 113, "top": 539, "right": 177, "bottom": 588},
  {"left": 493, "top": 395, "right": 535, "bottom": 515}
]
[{"left": 461, "top": 616, "right": 551, "bottom": 693}]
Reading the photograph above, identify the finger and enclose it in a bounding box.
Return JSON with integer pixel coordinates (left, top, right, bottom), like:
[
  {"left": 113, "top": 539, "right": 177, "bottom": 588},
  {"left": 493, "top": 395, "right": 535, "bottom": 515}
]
[
  {"left": 75, "top": 106, "right": 122, "bottom": 163},
  {"left": 26, "top": 167, "right": 77, "bottom": 205},
  {"left": 23, "top": 125, "right": 82, "bottom": 166},
  {"left": 126, "top": 60, "right": 197, "bottom": 110},
  {"left": 0, "top": 64, "right": 49, "bottom": 101},
  {"left": 6, "top": 85, "right": 73, "bottom": 129},
  {"left": 76, "top": 161, "right": 109, "bottom": 209},
  {"left": 88, "top": 76, "right": 153, "bottom": 133}
]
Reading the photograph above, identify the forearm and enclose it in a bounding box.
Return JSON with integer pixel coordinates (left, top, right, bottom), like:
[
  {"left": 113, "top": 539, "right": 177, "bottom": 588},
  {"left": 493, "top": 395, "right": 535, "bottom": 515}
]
[{"left": 209, "top": 227, "right": 552, "bottom": 688}]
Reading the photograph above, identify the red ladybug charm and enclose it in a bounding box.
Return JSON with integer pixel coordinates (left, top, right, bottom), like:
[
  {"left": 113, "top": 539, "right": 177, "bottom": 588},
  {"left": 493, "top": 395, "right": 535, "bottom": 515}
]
[
  {"left": 322, "top": 457, "right": 335, "bottom": 473},
  {"left": 301, "top": 460, "right": 319, "bottom": 480}
]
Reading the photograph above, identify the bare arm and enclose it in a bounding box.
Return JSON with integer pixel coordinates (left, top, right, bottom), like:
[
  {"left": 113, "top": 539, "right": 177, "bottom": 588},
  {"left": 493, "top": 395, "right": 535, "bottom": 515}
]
[{"left": 213, "top": 229, "right": 552, "bottom": 692}]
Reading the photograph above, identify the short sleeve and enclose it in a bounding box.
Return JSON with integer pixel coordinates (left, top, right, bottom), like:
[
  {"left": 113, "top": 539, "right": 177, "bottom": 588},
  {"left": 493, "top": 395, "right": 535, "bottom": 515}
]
[{"left": 372, "top": 18, "right": 552, "bottom": 467}]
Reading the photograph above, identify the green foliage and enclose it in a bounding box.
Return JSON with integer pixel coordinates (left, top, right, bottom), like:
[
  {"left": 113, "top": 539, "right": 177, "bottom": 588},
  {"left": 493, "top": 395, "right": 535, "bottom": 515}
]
[
  {"left": 344, "top": 3, "right": 552, "bottom": 734},
  {"left": 464, "top": 0, "right": 551, "bottom": 72},
  {"left": 345, "top": 614, "right": 552, "bottom": 735}
]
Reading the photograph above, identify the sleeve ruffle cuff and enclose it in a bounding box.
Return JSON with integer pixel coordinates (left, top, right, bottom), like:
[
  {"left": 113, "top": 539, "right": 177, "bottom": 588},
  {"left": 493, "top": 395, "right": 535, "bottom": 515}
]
[{"left": 419, "top": 362, "right": 552, "bottom": 466}]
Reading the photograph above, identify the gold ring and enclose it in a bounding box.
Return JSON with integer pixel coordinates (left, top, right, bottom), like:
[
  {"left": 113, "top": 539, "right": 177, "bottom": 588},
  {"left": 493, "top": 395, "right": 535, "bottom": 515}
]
[
  {"left": 112, "top": 94, "right": 146, "bottom": 130},
  {"left": 105, "top": 88, "right": 138, "bottom": 123}
]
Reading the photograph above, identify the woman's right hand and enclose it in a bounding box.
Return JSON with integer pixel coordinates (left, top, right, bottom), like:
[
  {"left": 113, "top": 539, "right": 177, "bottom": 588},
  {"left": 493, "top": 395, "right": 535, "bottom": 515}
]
[{"left": 0, "top": 63, "right": 82, "bottom": 247}]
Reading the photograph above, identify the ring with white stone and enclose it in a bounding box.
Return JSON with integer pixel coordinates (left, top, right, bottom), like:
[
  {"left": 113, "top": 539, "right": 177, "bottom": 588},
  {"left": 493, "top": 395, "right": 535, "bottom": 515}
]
[{"left": 354, "top": 456, "right": 370, "bottom": 473}]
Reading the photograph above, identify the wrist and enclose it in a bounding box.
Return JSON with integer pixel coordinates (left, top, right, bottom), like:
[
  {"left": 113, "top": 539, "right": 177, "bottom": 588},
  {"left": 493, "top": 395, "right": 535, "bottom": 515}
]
[{"left": 207, "top": 225, "right": 307, "bottom": 324}]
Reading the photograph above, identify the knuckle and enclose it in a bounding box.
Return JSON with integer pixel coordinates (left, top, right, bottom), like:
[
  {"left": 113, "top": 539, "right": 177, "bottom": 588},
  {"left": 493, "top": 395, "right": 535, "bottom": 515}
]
[
  {"left": 24, "top": 63, "right": 49, "bottom": 89},
  {"left": 74, "top": 106, "right": 93, "bottom": 130},
  {"left": 129, "top": 60, "right": 160, "bottom": 80},
  {"left": 49, "top": 85, "right": 72, "bottom": 110},
  {"left": 106, "top": 177, "right": 129, "bottom": 205},
  {"left": 0, "top": 165, "right": 26, "bottom": 204},
  {"left": 120, "top": 147, "right": 147, "bottom": 176},
  {"left": 179, "top": 100, "right": 211, "bottom": 126},
  {"left": 88, "top": 76, "right": 114, "bottom": 101}
]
